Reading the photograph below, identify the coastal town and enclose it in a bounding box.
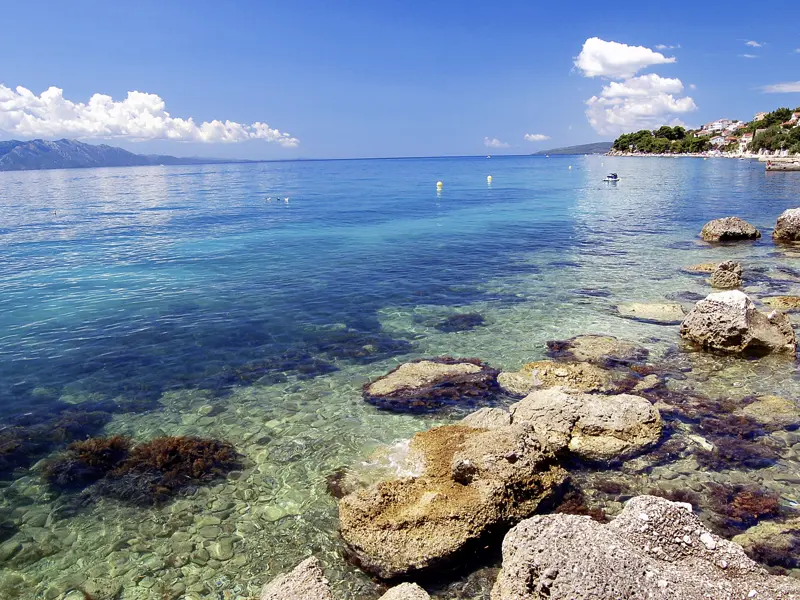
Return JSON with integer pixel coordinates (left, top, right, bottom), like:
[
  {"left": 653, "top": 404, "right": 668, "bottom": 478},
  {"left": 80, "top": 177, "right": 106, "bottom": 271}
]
[{"left": 609, "top": 107, "right": 800, "bottom": 169}]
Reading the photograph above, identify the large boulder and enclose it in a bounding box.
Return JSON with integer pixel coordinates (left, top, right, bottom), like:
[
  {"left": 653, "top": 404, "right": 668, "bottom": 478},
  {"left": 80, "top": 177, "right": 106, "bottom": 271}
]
[
  {"left": 339, "top": 424, "right": 566, "bottom": 579},
  {"left": 510, "top": 388, "right": 662, "bottom": 462},
  {"left": 460, "top": 407, "right": 512, "bottom": 429},
  {"left": 773, "top": 208, "right": 800, "bottom": 243},
  {"left": 363, "top": 357, "right": 499, "bottom": 412},
  {"left": 497, "top": 360, "right": 619, "bottom": 396},
  {"left": 680, "top": 290, "right": 796, "bottom": 356},
  {"left": 700, "top": 216, "right": 761, "bottom": 242},
  {"left": 260, "top": 557, "right": 334, "bottom": 600},
  {"left": 491, "top": 495, "right": 800, "bottom": 600},
  {"left": 546, "top": 334, "right": 649, "bottom": 367},
  {"left": 710, "top": 260, "right": 742, "bottom": 289}
]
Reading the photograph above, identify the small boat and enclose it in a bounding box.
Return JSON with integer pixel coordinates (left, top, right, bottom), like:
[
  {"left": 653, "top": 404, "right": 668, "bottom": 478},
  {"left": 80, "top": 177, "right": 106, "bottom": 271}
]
[{"left": 603, "top": 173, "right": 620, "bottom": 182}]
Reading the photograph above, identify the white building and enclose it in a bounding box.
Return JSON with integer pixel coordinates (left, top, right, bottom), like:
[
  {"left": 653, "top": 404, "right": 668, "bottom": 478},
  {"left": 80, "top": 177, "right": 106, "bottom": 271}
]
[
  {"left": 710, "top": 136, "right": 727, "bottom": 146},
  {"left": 754, "top": 112, "right": 768, "bottom": 122}
]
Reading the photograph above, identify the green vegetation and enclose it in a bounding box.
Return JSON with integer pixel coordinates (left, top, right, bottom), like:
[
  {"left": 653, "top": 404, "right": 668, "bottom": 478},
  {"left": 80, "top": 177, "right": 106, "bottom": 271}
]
[
  {"left": 612, "top": 126, "right": 711, "bottom": 154},
  {"left": 612, "top": 106, "right": 800, "bottom": 155}
]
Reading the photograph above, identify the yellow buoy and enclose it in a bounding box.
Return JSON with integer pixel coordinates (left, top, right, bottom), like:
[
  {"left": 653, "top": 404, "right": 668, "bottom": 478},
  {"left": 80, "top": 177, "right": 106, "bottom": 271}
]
[
  {"left": 436, "top": 181, "right": 443, "bottom": 189},
  {"left": 487, "top": 175, "right": 492, "bottom": 183}
]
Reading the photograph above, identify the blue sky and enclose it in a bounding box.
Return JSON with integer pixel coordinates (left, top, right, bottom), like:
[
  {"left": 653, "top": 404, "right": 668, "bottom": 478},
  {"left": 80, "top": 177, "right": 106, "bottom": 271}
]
[{"left": 1, "top": 0, "right": 798, "bottom": 159}]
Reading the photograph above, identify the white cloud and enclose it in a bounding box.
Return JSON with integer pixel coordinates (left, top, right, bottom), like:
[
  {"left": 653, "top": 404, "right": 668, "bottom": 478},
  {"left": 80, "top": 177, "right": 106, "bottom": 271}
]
[
  {"left": 484, "top": 137, "right": 510, "bottom": 148},
  {"left": 739, "top": 54, "right": 759, "bottom": 59},
  {"left": 574, "top": 37, "right": 676, "bottom": 79},
  {"left": 655, "top": 44, "right": 680, "bottom": 50},
  {"left": 524, "top": 133, "right": 550, "bottom": 142},
  {"left": 689, "top": 83, "right": 697, "bottom": 90},
  {"left": 585, "top": 73, "right": 697, "bottom": 135},
  {"left": 0, "top": 84, "right": 299, "bottom": 146},
  {"left": 762, "top": 81, "right": 800, "bottom": 93},
  {"left": 745, "top": 40, "right": 762, "bottom": 47}
]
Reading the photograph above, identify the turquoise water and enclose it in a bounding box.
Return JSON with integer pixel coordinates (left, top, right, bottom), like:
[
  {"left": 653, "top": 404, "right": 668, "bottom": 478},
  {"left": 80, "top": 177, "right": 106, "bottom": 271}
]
[{"left": 1, "top": 156, "right": 800, "bottom": 599}]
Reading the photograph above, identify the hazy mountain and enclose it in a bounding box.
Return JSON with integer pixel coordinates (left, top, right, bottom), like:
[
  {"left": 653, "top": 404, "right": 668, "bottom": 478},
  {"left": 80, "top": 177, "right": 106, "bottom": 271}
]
[
  {"left": 0, "top": 139, "right": 246, "bottom": 172},
  {"left": 532, "top": 142, "right": 613, "bottom": 156}
]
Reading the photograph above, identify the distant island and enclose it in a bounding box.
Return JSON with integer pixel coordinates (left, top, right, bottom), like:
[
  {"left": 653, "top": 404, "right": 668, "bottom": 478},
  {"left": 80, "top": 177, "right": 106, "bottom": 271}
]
[
  {"left": 609, "top": 106, "right": 800, "bottom": 157},
  {"left": 532, "top": 142, "right": 613, "bottom": 156},
  {"left": 0, "top": 139, "right": 250, "bottom": 172}
]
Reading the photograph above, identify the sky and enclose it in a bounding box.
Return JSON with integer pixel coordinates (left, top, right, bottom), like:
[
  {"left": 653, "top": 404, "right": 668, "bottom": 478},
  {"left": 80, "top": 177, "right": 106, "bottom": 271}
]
[{"left": 1, "top": 0, "right": 799, "bottom": 159}]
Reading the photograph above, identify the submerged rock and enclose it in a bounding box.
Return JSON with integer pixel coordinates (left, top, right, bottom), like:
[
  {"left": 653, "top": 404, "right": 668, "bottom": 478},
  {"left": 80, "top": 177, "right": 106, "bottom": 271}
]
[
  {"left": 773, "top": 208, "right": 800, "bottom": 243},
  {"left": 682, "top": 263, "right": 719, "bottom": 274},
  {"left": 339, "top": 424, "right": 566, "bottom": 579},
  {"left": 680, "top": 290, "right": 797, "bottom": 356},
  {"left": 710, "top": 260, "right": 742, "bottom": 289},
  {"left": 510, "top": 388, "right": 662, "bottom": 463},
  {"left": 739, "top": 395, "right": 800, "bottom": 430},
  {"left": 700, "top": 216, "right": 761, "bottom": 242},
  {"left": 434, "top": 313, "right": 485, "bottom": 333},
  {"left": 546, "top": 334, "right": 649, "bottom": 367},
  {"left": 617, "top": 302, "right": 686, "bottom": 324},
  {"left": 497, "top": 360, "right": 619, "bottom": 396},
  {"left": 260, "top": 556, "right": 334, "bottom": 600},
  {"left": 363, "top": 357, "right": 500, "bottom": 412},
  {"left": 733, "top": 518, "right": 800, "bottom": 571},
  {"left": 491, "top": 495, "right": 800, "bottom": 600},
  {"left": 763, "top": 295, "right": 800, "bottom": 311}
]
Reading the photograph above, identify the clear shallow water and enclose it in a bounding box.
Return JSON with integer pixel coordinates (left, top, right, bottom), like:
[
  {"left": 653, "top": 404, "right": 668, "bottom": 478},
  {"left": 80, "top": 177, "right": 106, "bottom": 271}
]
[{"left": 1, "top": 156, "right": 800, "bottom": 599}]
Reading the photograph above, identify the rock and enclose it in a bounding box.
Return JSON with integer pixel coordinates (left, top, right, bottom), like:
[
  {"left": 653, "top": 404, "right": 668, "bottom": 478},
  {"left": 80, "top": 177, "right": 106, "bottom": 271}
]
[
  {"left": 379, "top": 583, "right": 431, "bottom": 599},
  {"left": 497, "top": 360, "right": 619, "bottom": 396},
  {"left": 363, "top": 357, "right": 500, "bottom": 412},
  {"left": 680, "top": 290, "right": 797, "bottom": 356},
  {"left": 682, "top": 263, "right": 718, "bottom": 274},
  {"left": 260, "top": 556, "right": 334, "bottom": 600},
  {"left": 710, "top": 261, "right": 742, "bottom": 289},
  {"left": 435, "top": 313, "right": 485, "bottom": 333},
  {"left": 339, "top": 424, "right": 566, "bottom": 579},
  {"left": 763, "top": 296, "right": 800, "bottom": 311},
  {"left": 510, "top": 388, "right": 662, "bottom": 462},
  {"left": 700, "top": 216, "right": 761, "bottom": 242},
  {"left": 732, "top": 518, "right": 800, "bottom": 569},
  {"left": 617, "top": 302, "right": 686, "bottom": 325},
  {"left": 460, "top": 407, "right": 511, "bottom": 429},
  {"left": 773, "top": 208, "right": 800, "bottom": 243},
  {"left": 491, "top": 495, "right": 800, "bottom": 600},
  {"left": 739, "top": 395, "right": 800, "bottom": 429},
  {"left": 546, "top": 334, "right": 649, "bottom": 367}
]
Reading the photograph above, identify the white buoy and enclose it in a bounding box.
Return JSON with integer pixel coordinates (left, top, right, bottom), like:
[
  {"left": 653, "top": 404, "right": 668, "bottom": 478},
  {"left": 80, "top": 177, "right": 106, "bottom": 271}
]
[
  {"left": 568, "top": 165, "right": 572, "bottom": 170},
  {"left": 487, "top": 175, "right": 492, "bottom": 183},
  {"left": 436, "top": 181, "right": 443, "bottom": 189}
]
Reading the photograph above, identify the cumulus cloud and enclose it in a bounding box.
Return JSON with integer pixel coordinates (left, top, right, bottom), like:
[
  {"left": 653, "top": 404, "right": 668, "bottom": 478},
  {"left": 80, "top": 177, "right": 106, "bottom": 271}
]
[
  {"left": 574, "top": 37, "right": 676, "bottom": 79},
  {"left": 524, "top": 133, "right": 550, "bottom": 142},
  {"left": 0, "top": 84, "right": 299, "bottom": 146},
  {"left": 762, "top": 81, "right": 800, "bottom": 93},
  {"left": 484, "top": 137, "right": 510, "bottom": 148},
  {"left": 745, "top": 40, "right": 762, "bottom": 47},
  {"left": 585, "top": 73, "right": 697, "bottom": 135},
  {"left": 655, "top": 44, "right": 680, "bottom": 50}
]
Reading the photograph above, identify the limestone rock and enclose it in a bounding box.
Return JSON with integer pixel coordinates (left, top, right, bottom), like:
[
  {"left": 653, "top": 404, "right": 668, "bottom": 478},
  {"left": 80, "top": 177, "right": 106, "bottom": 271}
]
[
  {"left": 491, "top": 495, "right": 800, "bottom": 600},
  {"left": 363, "top": 357, "right": 499, "bottom": 412},
  {"left": 379, "top": 583, "right": 431, "bottom": 600},
  {"left": 763, "top": 296, "right": 800, "bottom": 311},
  {"left": 773, "top": 208, "right": 800, "bottom": 243},
  {"left": 700, "top": 216, "right": 761, "bottom": 242},
  {"left": 739, "top": 395, "right": 800, "bottom": 429},
  {"left": 498, "top": 360, "right": 618, "bottom": 396},
  {"left": 510, "top": 388, "right": 662, "bottom": 462},
  {"left": 460, "top": 407, "right": 511, "bottom": 429},
  {"left": 617, "top": 302, "right": 686, "bottom": 325},
  {"left": 682, "top": 263, "right": 718, "bottom": 274},
  {"left": 680, "top": 290, "right": 797, "bottom": 356},
  {"left": 260, "top": 556, "right": 334, "bottom": 600},
  {"left": 710, "top": 260, "right": 742, "bottom": 289},
  {"left": 339, "top": 424, "right": 566, "bottom": 579},
  {"left": 546, "top": 334, "right": 649, "bottom": 367},
  {"left": 733, "top": 518, "right": 800, "bottom": 570}
]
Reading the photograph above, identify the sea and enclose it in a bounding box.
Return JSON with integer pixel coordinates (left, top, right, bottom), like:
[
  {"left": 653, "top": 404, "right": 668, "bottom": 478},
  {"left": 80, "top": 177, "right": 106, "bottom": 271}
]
[{"left": 1, "top": 155, "right": 799, "bottom": 599}]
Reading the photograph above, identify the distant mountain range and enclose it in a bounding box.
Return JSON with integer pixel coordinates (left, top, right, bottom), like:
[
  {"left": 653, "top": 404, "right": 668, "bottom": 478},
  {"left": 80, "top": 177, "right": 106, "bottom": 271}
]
[
  {"left": 532, "top": 142, "right": 613, "bottom": 156},
  {"left": 0, "top": 139, "right": 246, "bottom": 172}
]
